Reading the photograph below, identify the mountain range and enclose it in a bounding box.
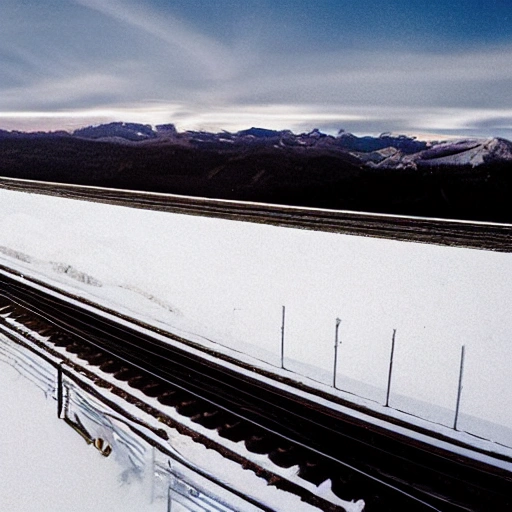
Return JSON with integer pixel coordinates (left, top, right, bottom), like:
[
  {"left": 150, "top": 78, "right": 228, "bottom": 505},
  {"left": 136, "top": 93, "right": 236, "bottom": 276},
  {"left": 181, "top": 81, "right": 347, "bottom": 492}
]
[{"left": 1, "top": 122, "right": 512, "bottom": 222}]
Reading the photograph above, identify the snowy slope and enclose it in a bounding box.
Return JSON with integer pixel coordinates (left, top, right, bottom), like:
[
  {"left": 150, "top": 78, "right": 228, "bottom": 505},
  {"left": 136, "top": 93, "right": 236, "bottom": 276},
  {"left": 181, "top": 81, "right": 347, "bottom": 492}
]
[
  {"left": 0, "top": 351, "right": 160, "bottom": 512},
  {"left": 0, "top": 332, "right": 326, "bottom": 512},
  {"left": 365, "top": 137, "right": 512, "bottom": 169},
  {"left": 0, "top": 185, "right": 511, "bottom": 450}
]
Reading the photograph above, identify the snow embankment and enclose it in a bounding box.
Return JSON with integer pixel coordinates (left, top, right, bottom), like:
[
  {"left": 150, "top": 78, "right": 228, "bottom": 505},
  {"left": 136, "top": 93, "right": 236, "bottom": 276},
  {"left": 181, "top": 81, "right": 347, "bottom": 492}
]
[
  {"left": 0, "top": 348, "right": 158, "bottom": 512},
  {"left": 0, "top": 187, "right": 511, "bottom": 449}
]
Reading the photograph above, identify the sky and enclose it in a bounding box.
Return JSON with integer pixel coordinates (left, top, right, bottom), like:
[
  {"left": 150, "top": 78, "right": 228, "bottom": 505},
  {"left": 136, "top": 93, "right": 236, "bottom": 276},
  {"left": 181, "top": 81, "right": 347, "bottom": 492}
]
[{"left": 1, "top": 0, "right": 512, "bottom": 137}]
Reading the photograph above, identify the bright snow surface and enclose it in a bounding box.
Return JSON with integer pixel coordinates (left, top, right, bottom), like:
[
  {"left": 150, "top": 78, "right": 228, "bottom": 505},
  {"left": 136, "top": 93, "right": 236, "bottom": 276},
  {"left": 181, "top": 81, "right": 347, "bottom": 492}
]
[
  {"left": 0, "top": 186, "right": 511, "bottom": 448},
  {"left": 0, "top": 357, "right": 159, "bottom": 512}
]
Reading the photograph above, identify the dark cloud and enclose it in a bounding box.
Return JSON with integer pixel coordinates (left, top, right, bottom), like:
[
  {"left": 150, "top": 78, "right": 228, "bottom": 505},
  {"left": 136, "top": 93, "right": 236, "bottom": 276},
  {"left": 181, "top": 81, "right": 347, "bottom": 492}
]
[{"left": 0, "top": 0, "right": 511, "bottom": 137}]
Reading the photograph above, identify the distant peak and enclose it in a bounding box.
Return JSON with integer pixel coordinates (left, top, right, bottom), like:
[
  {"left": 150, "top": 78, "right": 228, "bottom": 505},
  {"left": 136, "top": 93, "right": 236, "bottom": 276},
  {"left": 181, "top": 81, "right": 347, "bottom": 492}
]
[
  {"left": 235, "top": 127, "right": 290, "bottom": 138},
  {"left": 71, "top": 122, "right": 157, "bottom": 142}
]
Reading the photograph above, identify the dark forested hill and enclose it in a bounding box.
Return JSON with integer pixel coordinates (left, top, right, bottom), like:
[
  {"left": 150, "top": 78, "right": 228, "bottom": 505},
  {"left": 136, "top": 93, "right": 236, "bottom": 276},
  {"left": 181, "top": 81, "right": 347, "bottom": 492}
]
[{"left": 1, "top": 123, "right": 512, "bottom": 223}]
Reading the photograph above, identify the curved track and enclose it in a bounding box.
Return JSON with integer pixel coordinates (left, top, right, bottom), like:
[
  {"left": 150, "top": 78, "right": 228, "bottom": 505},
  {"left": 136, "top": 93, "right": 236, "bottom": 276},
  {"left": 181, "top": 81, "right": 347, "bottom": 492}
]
[
  {"left": 1, "top": 178, "right": 511, "bottom": 509},
  {"left": 1, "top": 272, "right": 511, "bottom": 511}
]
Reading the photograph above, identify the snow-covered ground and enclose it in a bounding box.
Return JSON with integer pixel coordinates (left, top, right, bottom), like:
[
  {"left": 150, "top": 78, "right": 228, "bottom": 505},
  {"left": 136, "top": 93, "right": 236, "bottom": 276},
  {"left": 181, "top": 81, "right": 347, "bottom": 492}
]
[
  {"left": 0, "top": 185, "right": 511, "bottom": 449},
  {"left": 0, "top": 350, "right": 161, "bottom": 512},
  {"left": 0, "top": 314, "right": 362, "bottom": 512}
]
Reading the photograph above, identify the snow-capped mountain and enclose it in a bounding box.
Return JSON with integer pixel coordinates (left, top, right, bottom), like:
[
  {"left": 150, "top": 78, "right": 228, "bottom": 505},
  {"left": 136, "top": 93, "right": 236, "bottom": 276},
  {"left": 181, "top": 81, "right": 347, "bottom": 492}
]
[
  {"left": 64, "top": 122, "right": 512, "bottom": 169},
  {"left": 1, "top": 122, "right": 512, "bottom": 222},
  {"left": 362, "top": 137, "right": 512, "bottom": 169}
]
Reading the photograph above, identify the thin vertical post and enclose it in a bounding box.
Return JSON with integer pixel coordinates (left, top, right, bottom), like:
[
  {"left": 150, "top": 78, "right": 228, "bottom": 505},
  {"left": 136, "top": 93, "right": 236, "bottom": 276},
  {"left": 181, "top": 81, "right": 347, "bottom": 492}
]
[
  {"left": 333, "top": 318, "right": 342, "bottom": 388},
  {"left": 280, "top": 306, "right": 286, "bottom": 369},
  {"left": 57, "top": 362, "right": 63, "bottom": 418},
  {"left": 385, "top": 329, "right": 397, "bottom": 407},
  {"left": 454, "top": 345, "right": 466, "bottom": 431}
]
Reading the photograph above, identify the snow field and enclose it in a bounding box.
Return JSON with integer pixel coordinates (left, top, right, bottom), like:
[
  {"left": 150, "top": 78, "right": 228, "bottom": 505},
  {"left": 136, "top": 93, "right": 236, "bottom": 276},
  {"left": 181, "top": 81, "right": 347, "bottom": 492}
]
[
  {"left": 0, "top": 353, "right": 160, "bottom": 512},
  {"left": 0, "top": 187, "right": 511, "bottom": 446}
]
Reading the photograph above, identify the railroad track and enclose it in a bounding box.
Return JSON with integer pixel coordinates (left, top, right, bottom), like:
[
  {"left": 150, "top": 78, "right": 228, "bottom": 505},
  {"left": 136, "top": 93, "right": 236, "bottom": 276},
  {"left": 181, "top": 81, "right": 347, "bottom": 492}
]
[
  {"left": 0, "top": 269, "right": 511, "bottom": 511},
  {"left": 1, "top": 176, "right": 512, "bottom": 252}
]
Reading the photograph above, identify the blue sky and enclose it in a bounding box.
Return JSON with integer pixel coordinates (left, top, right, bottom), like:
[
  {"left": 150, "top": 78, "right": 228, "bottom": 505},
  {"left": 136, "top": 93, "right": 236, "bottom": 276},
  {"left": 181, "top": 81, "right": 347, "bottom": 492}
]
[{"left": 1, "top": 0, "right": 512, "bottom": 137}]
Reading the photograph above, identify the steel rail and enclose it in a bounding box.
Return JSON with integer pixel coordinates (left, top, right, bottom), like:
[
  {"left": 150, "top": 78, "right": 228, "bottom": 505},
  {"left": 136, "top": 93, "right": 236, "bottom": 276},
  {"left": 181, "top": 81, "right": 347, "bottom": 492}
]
[
  {"left": 1, "top": 176, "right": 512, "bottom": 252},
  {"left": 1, "top": 274, "right": 510, "bottom": 511}
]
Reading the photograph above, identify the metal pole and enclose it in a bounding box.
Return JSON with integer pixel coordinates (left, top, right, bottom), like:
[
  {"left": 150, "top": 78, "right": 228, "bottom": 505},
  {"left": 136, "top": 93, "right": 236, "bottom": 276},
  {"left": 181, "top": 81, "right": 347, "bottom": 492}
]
[
  {"left": 454, "top": 345, "right": 466, "bottom": 430},
  {"left": 57, "top": 362, "right": 63, "bottom": 418},
  {"left": 280, "top": 306, "right": 286, "bottom": 369},
  {"left": 333, "top": 318, "right": 341, "bottom": 388},
  {"left": 385, "top": 329, "right": 397, "bottom": 407}
]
